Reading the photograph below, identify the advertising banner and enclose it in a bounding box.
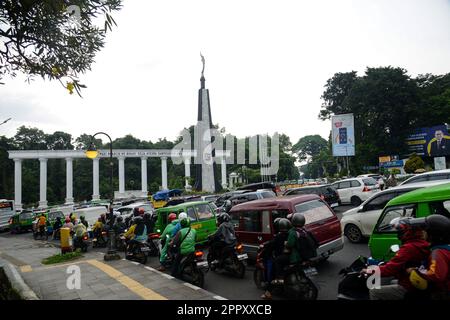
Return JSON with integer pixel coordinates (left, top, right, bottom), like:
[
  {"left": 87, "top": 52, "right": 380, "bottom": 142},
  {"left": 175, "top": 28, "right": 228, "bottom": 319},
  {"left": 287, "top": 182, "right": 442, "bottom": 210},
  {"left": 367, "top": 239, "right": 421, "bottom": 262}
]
[
  {"left": 406, "top": 125, "right": 450, "bottom": 157},
  {"left": 332, "top": 114, "right": 355, "bottom": 157}
]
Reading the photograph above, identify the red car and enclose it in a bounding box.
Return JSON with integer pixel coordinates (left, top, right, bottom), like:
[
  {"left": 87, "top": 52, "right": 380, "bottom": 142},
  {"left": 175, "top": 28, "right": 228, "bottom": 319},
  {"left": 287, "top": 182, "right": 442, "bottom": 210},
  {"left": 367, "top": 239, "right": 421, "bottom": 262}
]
[{"left": 229, "top": 194, "right": 344, "bottom": 261}]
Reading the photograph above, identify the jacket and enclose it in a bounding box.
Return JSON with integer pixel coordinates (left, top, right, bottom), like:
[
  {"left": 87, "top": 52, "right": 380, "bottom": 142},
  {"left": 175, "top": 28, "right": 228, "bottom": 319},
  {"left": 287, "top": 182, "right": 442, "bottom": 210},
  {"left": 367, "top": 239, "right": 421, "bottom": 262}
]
[
  {"left": 73, "top": 224, "right": 87, "bottom": 238},
  {"left": 161, "top": 220, "right": 178, "bottom": 245},
  {"left": 286, "top": 227, "right": 303, "bottom": 264},
  {"left": 173, "top": 227, "right": 197, "bottom": 255},
  {"left": 422, "top": 245, "right": 450, "bottom": 294},
  {"left": 379, "top": 239, "right": 430, "bottom": 290},
  {"left": 212, "top": 222, "right": 237, "bottom": 245},
  {"left": 113, "top": 221, "right": 127, "bottom": 234}
]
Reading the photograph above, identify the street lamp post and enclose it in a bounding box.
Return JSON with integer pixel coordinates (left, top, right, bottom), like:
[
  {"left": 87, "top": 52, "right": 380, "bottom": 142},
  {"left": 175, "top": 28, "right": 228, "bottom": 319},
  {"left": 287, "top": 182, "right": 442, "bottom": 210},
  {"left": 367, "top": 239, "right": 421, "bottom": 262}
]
[
  {"left": 0, "top": 118, "right": 12, "bottom": 126},
  {"left": 85, "top": 132, "right": 120, "bottom": 261}
]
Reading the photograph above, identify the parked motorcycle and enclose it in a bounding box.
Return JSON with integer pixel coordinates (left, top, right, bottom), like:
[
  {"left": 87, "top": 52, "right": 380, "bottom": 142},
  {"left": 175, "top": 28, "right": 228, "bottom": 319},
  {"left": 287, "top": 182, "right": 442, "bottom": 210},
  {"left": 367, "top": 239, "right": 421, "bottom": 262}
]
[
  {"left": 207, "top": 242, "right": 247, "bottom": 278},
  {"left": 73, "top": 233, "right": 90, "bottom": 253},
  {"left": 253, "top": 244, "right": 318, "bottom": 300},
  {"left": 92, "top": 230, "right": 108, "bottom": 248}
]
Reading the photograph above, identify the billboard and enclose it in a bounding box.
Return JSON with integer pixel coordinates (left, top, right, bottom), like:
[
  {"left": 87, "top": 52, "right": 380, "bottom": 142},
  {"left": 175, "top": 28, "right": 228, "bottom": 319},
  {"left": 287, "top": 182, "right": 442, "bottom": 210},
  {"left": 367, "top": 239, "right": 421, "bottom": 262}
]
[
  {"left": 332, "top": 114, "right": 355, "bottom": 157},
  {"left": 406, "top": 125, "right": 450, "bottom": 157}
]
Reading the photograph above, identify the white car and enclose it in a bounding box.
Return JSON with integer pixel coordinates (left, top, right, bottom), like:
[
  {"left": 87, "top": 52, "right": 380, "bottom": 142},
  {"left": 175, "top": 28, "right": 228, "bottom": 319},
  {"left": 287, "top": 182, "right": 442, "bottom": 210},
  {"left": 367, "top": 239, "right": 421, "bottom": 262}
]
[
  {"left": 340, "top": 180, "right": 450, "bottom": 243},
  {"left": 399, "top": 169, "right": 450, "bottom": 186},
  {"left": 331, "top": 177, "right": 379, "bottom": 206}
]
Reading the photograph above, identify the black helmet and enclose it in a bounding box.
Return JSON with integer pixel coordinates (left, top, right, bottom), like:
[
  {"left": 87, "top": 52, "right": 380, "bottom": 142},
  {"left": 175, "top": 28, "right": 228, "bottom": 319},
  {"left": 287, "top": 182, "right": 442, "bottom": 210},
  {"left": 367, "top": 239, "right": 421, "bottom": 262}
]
[
  {"left": 424, "top": 214, "right": 450, "bottom": 244},
  {"left": 292, "top": 213, "right": 306, "bottom": 228},
  {"left": 273, "top": 218, "right": 282, "bottom": 233},
  {"left": 133, "top": 216, "right": 143, "bottom": 224},
  {"left": 143, "top": 212, "right": 151, "bottom": 220},
  {"left": 117, "top": 216, "right": 123, "bottom": 222},
  {"left": 278, "top": 218, "right": 292, "bottom": 232}
]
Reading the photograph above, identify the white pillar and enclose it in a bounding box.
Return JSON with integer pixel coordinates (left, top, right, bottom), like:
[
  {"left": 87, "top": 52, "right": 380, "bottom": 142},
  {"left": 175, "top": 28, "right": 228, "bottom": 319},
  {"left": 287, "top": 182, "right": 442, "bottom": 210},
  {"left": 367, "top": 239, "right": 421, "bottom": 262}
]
[
  {"left": 118, "top": 156, "right": 125, "bottom": 195},
  {"left": 141, "top": 157, "right": 148, "bottom": 194},
  {"left": 13, "top": 159, "right": 22, "bottom": 211},
  {"left": 39, "top": 158, "right": 48, "bottom": 208},
  {"left": 184, "top": 157, "right": 191, "bottom": 188},
  {"left": 65, "top": 158, "right": 74, "bottom": 204},
  {"left": 161, "top": 157, "right": 168, "bottom": 190},
  {"left": 92, "top": 158, "right": 100, "bottom": 201},
  {"left": 221, "top": 157, "right": 227, "bottom": 189}
]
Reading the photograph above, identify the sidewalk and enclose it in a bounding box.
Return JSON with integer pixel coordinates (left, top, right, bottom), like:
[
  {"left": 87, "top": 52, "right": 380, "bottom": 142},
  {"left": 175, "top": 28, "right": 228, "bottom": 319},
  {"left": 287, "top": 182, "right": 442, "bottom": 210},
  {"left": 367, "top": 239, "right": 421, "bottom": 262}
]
[{"left": 0, "top": 234, "right": 226, "bottom": 300}]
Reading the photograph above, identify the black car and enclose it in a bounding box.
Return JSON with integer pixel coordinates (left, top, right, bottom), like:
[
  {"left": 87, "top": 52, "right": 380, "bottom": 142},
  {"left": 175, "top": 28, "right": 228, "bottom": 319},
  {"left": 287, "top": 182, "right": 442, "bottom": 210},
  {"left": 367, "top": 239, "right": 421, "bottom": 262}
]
[{"left": 283, "top": 184, "right": 341, "bottom": 208}]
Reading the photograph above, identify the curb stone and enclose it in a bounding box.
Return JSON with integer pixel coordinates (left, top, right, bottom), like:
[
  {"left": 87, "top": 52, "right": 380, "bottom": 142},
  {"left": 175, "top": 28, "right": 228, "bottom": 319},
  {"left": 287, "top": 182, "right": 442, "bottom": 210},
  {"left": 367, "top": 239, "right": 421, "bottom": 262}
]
[{"left": 0, "top": 257, "right": 39, "bottom": 300}]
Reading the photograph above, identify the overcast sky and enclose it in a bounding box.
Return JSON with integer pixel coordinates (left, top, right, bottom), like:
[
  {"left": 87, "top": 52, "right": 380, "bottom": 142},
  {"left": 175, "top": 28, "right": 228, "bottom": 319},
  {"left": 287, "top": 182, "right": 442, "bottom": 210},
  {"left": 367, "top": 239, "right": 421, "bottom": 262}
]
[{"left": 1, "top": 0, "right": 450, "bottom": 146}]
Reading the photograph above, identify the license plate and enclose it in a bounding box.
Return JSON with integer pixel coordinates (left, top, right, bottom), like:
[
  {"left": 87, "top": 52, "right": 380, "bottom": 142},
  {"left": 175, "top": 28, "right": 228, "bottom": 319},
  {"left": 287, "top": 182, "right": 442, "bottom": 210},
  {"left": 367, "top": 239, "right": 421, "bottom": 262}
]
[
  {"left": 331, "top": 203, "right": 338, "bottom": 208},
  {"left": 237, "top": 254, "right": 248, "bottom": 261},
  {"left": 140, "top": 247, "right": 150, "bottom": 252},
  {"left": 196, "top": 261, "right": 208, "bottom": 268},
  {"left": 304, "top": 267, "right": 318, "bottom": 276}
]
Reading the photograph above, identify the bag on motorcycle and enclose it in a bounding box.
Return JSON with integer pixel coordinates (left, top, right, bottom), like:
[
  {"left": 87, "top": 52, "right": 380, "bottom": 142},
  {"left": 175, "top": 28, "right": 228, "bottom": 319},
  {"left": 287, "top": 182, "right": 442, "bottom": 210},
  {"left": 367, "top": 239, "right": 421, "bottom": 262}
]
[{"left": 296, "top": 229, "right": 319, "bottom": 261}]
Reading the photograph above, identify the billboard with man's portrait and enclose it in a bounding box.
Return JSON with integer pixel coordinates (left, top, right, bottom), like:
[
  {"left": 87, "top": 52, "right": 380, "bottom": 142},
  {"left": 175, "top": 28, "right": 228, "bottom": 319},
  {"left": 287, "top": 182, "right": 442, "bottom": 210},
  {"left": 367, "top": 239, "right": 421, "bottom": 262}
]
[{"left": 406, "top": 125, "right": 450, "bottom": 157}]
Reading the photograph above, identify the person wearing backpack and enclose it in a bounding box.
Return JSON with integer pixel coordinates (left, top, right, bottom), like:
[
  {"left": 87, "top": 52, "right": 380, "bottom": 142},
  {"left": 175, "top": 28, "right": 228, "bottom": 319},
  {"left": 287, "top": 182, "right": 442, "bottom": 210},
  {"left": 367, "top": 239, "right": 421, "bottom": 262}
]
[{"left": 169, "top": 216, "right": 197, "bottom": 278}]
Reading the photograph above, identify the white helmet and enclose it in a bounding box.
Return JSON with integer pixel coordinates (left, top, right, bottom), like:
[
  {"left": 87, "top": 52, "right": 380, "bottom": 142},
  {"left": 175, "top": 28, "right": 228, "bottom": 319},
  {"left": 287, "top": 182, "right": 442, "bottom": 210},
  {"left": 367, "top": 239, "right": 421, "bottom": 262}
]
[{"left": 178, "top": 212, "right": 188, "bottom": 221}]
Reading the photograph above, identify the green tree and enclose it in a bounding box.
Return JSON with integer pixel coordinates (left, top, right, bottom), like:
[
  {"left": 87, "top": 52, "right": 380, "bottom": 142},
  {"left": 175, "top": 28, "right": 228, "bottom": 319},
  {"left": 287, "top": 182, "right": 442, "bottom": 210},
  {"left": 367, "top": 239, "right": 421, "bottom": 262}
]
[
  {"left": 292, "top": 135, "right": 328, "bottom": 161},
  {"left": 404, "top": 153, "right": 425, "bottom": 173},
  {"left": 0, "top": 0, "right": 122, "bottom": 94}
]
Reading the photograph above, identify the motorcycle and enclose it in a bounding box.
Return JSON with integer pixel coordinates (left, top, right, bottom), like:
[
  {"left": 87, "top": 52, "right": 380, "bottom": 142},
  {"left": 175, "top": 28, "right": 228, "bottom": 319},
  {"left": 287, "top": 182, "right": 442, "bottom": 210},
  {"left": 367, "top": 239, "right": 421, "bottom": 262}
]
[
  {"left": 73, "top": 233, "right": 90, "bottom": 252},
  {"left": 207, "top": 241, "right": 247, "bottom": 278},
  {"left": 253, "top": 244, "right": 318, "bottom": 300},
  {"left": 33, "top": 224, "right": 48, "bottom": 241},
  {"left": 178, "top": 250, "right": 208, "bottom": 288},
  {"left": 147, "top": 233, "right": 162, "bottom": 257},
  {"left": 116, "top": 233, "right": 128, "bottom": 251},
  {"left": 92, "top": 230, "right": 108, "bottom": 248},
  {"left": 125, "top": 240, "right": 150, "bottom": 264}
]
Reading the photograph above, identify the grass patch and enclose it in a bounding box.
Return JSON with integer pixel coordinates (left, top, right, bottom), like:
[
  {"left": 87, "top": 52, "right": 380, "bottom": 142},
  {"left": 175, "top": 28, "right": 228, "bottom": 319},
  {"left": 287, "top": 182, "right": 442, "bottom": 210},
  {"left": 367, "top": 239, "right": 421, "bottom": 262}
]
[{"left": 41, "top": 250, "right": 83, "bottom": 265}]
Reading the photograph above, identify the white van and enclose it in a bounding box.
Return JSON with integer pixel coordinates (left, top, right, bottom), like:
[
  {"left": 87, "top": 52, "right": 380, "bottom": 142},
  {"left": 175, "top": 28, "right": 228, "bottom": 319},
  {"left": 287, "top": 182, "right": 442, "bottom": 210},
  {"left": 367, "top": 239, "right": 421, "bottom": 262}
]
[
  {"left": 331, "top": 177, "right": 379, "bottom": 206},
  {"left": 0, "top": 199, "right": 15, "bottom": 231},
  {"left": 73, "top": 206, "right": 108, "bottom": 227}
]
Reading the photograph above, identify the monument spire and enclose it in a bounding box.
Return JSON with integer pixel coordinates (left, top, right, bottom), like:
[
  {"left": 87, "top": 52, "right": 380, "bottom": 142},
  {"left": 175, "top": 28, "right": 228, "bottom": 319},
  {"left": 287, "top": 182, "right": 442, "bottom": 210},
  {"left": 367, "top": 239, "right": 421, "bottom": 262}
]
[{"left": 200, "top": 52, "right": 205, "bottom": 89}]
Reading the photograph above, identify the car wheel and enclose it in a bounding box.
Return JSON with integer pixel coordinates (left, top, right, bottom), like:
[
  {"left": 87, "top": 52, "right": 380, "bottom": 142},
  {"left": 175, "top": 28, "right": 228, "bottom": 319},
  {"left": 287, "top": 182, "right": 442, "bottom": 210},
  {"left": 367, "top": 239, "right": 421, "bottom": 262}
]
[
  {"left": 345, "top": 224, "right": 363, "bottom": 243},
  {"left": 351, "top": 196, "right": 362, "bottom": 206}
]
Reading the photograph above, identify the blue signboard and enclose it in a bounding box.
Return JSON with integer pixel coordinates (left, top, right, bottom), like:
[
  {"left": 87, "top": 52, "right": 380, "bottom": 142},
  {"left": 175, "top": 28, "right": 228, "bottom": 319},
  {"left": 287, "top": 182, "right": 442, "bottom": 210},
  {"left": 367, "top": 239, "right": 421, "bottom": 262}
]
[
  {"left": 406, "top": 125, "right": 450, "bottom": 157},
  {"left": 379, "top": 160, "right": 404, "bottom": 168}
]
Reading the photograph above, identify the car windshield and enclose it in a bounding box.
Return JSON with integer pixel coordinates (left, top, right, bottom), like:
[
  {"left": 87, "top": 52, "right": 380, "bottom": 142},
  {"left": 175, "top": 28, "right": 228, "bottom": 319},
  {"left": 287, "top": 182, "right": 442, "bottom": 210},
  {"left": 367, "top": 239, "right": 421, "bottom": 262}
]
[
  {"left": 294, "top": 200, "right": 335, "bottom": 224},
  {"left": 20, "top": 211, "right": 33, "bottom": 219},
  {"left": 48, "top": 211, "right": 64, "bottom": 220},
  {"left": 377, "top": 205, "right": 416, "bottom": 232}
]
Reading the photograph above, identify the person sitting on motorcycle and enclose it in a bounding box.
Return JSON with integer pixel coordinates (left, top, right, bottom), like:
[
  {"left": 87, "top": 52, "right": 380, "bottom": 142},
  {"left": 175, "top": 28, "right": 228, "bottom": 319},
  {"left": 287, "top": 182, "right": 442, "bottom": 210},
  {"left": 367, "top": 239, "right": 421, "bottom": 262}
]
[
  {"left": 73, "top": 220, "right": 87, "bottom": 246},
  {"left": 79, "top": 215, "right": 89, "bottom": 229},
  {"left": 70, "top": 213, "right": 77, "bottom": 225},
  {"left": 52, "top": 216, "right": 63, "bottom": 240},
  {"left": 113, "top": 215, "right": 127, "bottom": 235},
  {"left": 157, "top": 213, "right": 178, "bottom": 271},
  {"left": 362, "top": 217, "right": 430, "bottom": 300},
  {"left": 261, "top": 217, "right": 292, "bottom": 300},
  {"left": 207, "top": 213, "right": 237, "bottom": 265},
  {"left": 406, "top": 214, "right": 450, "bottom": 300},
  {"left": 37, "top": 213, "right": 47, "bottom": 236},
  {"left": 170, "top": 216, "right": 197, "bottom": 278},
  {"left": 126, "top": 216, "right": 147, "bottom": 255},
  {"left": 143, "top": 211, "right": 154, "bottom": 235},
  {"left": 171, "top": 212, "right": 188, "bottom": 238},
  {"left": 62, "top": 217, "right": 74, "bottom": 235},
  {"left": 92, "top": 217, "right": 104, "bottom": 238}
]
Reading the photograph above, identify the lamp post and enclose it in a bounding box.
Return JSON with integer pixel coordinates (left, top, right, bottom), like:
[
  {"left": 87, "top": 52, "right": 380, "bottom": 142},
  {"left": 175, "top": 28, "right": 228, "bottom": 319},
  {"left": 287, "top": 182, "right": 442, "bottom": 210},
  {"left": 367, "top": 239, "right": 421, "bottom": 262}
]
[
  {"left": 0, "top": 118, "right": 11, "bottom": 126},
  {"left": 85, "top": 132, "right": 120, "bottom": 261}
]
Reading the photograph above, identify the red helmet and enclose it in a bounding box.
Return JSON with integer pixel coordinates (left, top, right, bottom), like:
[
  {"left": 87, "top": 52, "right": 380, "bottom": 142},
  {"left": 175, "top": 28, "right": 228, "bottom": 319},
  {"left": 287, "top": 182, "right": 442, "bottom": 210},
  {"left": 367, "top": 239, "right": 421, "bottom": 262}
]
[
  {"left": 139, "top": 208, "right": 145, "bottom": 215},
  {"left": 168, "top": 213, "right": 177, "bottom": 222},
  {"left": 65, "top": 217, "right": 71, "bottom": 223}
]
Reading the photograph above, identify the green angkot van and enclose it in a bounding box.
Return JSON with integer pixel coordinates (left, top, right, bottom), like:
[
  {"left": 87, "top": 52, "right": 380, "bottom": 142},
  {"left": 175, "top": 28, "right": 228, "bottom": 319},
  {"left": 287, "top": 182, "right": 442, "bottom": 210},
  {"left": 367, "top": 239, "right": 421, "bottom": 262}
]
[
  {"left": 154, "top": 201, "right": 218, "bottom": 244},
  {"left": 369, "top": 182, "right": 450, "bottom": 261}
]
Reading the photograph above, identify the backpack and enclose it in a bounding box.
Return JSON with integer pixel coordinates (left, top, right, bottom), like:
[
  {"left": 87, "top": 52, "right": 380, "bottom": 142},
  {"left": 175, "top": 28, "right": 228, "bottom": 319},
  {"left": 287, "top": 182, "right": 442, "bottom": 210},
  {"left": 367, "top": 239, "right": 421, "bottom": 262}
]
[{"left": 295, "top": 228, "right": 319, "bottom": 261}]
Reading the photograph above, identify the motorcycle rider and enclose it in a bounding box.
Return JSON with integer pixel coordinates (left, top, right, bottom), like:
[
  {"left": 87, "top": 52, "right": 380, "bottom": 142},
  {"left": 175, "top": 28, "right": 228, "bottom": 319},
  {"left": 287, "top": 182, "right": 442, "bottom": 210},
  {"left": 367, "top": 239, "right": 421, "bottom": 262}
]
[
  {"left": 261, "top": 217, "right": 291, "bottom": 300},
  {"left": 62, "top": 217, "right": 74, "bottom": 233},
  {"left": 113, "top": 215, "right": 127, "bottom": 234},
  {"left": 207, "top": 213, "right": 237, "bottom": 266},
  {"left": 37, "top": 213, "right": 47, "bottom": 237},
  {"left": 92, "top": 217, "right": 104, "bottom": 238},
  {"left": 171, "top": 212, "right": 188, "bottom": 238},
  {"left": 143, "top": 212, "right": 154, "bottom": 235},
  {"left": 125, "top": 216, "right": 147, "bottom": 255},
  {"left": 79, "top": 215, "right": 89, "bottom": 229},
  {"left": 157, "top": 213, "right": 178, "bottom": 271},
  {"left": 406, "top": 214, "right": 450, "bottom": 300},
  {"left": 52, "top": 216, "right": 63, "bottom": 240},
  {"left": 73, "top": 220, "right": 88, "bottom": 248},
  {"left": 362, "top": 217, "right": 430, "bottom": 300},
  {"left": 170, "top": 216, "right": 197, "bottom": 278}
]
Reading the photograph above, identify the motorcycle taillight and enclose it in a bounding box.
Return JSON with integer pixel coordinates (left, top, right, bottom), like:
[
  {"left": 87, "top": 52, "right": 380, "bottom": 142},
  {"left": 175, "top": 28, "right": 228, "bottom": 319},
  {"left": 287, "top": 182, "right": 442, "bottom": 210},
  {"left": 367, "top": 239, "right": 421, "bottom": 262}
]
[
  {"left": 194, "top": 251, "right": 203, "bottom": 258},
  {"left": 235, "top": 244, "right": 243, "bottom": 254}
]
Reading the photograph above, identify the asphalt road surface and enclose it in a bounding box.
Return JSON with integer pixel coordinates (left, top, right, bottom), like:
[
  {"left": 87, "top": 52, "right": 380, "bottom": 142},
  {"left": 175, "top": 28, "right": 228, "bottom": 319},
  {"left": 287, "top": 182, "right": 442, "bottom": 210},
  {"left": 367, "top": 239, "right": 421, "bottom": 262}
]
[{"left": 0, "top": 204, "right": 370, "bottom": 300}]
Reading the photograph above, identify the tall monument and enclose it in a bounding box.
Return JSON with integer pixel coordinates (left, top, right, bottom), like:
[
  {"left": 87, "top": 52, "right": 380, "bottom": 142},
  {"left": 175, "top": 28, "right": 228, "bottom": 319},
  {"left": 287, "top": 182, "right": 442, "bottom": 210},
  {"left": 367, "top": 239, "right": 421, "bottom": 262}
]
[{"left": 194, "top": 53, "right": 221, "bottom": 193}]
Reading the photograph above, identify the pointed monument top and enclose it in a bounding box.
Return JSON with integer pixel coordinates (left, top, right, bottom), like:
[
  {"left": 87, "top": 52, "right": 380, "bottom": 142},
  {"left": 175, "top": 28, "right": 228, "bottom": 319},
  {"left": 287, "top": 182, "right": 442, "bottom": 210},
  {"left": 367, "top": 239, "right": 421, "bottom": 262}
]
[{"left": 200, "top": 52, "right": 205, "bottom": 89}]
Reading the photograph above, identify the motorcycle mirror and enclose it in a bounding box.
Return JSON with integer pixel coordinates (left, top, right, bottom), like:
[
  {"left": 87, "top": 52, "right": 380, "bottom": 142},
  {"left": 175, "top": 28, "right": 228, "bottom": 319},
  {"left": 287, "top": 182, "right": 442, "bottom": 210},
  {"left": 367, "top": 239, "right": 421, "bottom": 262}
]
[{"left": 390, "top": 244, "right": 400, "bottom": 253}]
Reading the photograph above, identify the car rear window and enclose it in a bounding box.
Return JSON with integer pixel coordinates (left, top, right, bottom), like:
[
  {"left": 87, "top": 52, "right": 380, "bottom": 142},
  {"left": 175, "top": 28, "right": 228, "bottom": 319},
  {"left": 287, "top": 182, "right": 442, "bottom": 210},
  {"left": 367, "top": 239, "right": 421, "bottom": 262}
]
[
  {"left": 363, "top": 178, "right": 377, "bottom": 186},
  {"left": 294, "top": 200, "right": 335, "bottom": 224},
  {"left": 261, "top": 192, "right": 276, "bottom": 198},
  {"left": 230, "top": 210, "right": 262, "bottom": 232}
]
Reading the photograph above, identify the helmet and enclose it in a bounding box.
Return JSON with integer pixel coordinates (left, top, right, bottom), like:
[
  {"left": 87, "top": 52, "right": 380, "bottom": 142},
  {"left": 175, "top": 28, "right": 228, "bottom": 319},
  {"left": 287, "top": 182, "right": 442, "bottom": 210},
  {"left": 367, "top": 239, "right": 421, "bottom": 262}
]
[
  {"left": 277, "top": 218, "right": 292, "bottom": 232},
  {"left": 180, "top": 217, "right": 190, "bottom": 228},
  {"left": 65, "top": 217, "right": 71, "bottom": 223},
  {"left": 424, "top": 214, "right": 450, "bottom": 245},
  {"left": 139, "top": 208, "right": 145, "bottom": 215},
  {"left": 409, "top": 269, "right": 428, "bottom": 290},
  {"left": 133, "top": 216, "right": 143, "bottom": 224},
  {"left": 178, "top": 212, "right": 188, "bottom": 221},
  {"left": 41, "top": 213, "right": 45, "bottom": 217},
  {"left": 80, "top": 215, "right": 85, "bottom": 220},
  {"left": 143, "top": 212, "right": 151, "bottom": 219},
  {"left": 273, "top": 218, "right": 282, "bottom": 233},
  {"left": 291, "top": 213, "right": 306, "bottom": 228},
  {"left": 133, "top": 207, "right": 140, "bottom": 216},
  {"left": 218, "top": 213, "right": 230, "bottom": 224},
  {"left": 117, "top": 216, "right": 123, "bottom": 222},
  {"left": 390, "top": 217, "right": 424, "bottom": 243},
  {"left": 168, "top": 213, "right": 177, "bottom": 222},
  {"left": 286, "top": 213, "right": 293, "bottom": 221}
]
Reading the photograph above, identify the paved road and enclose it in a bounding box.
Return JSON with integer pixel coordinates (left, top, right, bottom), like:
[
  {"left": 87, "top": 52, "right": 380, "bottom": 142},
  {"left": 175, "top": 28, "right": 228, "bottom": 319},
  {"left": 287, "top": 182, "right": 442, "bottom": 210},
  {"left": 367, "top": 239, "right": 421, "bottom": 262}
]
[{"left": 0, "top": 204, "right": 370, "bottom": 300}]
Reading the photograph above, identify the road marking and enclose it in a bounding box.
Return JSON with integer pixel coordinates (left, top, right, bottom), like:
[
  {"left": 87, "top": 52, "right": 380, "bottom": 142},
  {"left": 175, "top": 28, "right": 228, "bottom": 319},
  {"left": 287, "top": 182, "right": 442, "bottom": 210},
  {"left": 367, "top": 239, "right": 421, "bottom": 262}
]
[
  {"left": 131, "top": 261, "right": 140, "bottom": 265},
  {"left": 20, "top": 265, "right": 33, "bottom": 273},
  {"left": 213, "top": 295, "right": 228, "bottom": 300},
  {"left": 86, "top": 259, "right": 167, "bottom": 300},
  {"left": 183, "top": 282, "right": 201, "bottom": 290},
  {"left": 144, "top": 267, "right": 154, "bottom": 271},
  {"left": 160, "top": 273, "right": 174, "bottom": 279}
]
